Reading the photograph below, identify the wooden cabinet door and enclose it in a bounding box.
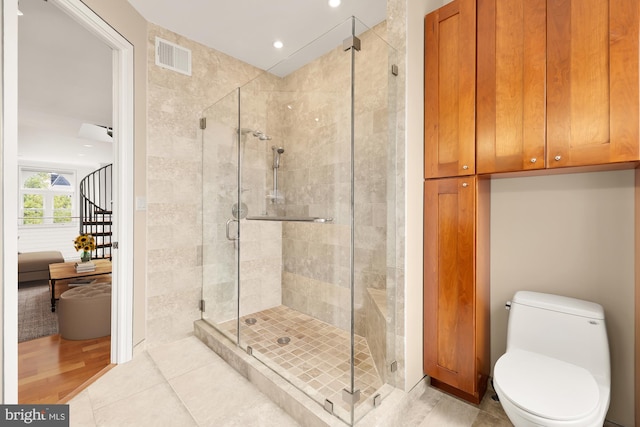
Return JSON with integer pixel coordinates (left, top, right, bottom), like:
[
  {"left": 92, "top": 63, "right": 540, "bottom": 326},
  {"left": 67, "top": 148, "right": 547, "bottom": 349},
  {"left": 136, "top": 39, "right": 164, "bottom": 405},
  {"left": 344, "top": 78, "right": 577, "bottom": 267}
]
[
  {"left": 423, "top": 177, "right": 476, "bottom": 395},
  {"left": 424, "top": 0, "right": 476, "bottom": 178},
  {"left": 547, "top": 0, "right": 640, "bottom": 168},
  {"left": 476, "top": 0, "right": 546, "bottom": 174}
]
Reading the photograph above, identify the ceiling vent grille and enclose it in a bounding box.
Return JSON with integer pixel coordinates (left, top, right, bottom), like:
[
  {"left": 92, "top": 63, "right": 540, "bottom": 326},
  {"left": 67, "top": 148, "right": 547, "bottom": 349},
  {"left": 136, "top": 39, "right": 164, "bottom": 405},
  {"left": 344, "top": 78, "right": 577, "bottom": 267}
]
[{"left": 155, "top": 37, "right": 192, "bottom": 76}]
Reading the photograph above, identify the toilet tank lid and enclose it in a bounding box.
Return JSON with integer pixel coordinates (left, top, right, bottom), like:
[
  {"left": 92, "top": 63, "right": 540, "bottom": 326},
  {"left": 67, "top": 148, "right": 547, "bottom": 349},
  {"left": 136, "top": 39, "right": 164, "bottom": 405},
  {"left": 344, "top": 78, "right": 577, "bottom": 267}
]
[{"left": 512, "top": 291, "right": 604, "bottom": 319}]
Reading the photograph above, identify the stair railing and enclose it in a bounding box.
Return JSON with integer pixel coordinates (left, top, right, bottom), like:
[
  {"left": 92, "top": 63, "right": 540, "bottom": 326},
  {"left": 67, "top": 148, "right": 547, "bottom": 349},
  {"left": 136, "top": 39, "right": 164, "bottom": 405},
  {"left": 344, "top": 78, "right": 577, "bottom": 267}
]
[{"left": 79, "top": 164, "right": 113, "bottom": 260}]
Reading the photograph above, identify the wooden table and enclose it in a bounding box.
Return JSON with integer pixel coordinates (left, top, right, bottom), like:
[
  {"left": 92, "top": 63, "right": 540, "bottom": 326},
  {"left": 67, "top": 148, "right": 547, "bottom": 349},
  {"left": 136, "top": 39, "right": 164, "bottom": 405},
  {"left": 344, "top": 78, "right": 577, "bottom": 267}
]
[{"left": 48, "top": 259, "right": 112, "bottom": 312}]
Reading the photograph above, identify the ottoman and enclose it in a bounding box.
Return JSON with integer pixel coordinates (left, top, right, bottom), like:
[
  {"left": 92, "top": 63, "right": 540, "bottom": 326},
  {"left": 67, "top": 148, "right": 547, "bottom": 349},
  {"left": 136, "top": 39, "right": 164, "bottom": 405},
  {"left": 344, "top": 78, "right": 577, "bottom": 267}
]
[{"left": 57, "top": 282, "right": 111, "bottom": 340}]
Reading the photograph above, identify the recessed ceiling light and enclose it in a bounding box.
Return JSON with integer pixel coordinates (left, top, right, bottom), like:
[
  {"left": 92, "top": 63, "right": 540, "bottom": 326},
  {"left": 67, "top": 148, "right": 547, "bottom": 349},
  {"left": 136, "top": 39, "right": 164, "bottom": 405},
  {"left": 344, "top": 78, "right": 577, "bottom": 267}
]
[
  {"left": 273, "top": 40, "right": 284, "bottom": 49},
  {"left": 329, "top": 0, "right": 341, "bottom": 8}
]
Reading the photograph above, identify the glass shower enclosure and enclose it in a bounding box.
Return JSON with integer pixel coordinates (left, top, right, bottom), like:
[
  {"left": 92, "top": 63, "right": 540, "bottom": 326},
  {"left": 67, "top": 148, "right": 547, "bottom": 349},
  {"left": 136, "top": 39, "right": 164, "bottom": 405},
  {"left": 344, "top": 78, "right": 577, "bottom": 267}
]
[{"left": 201, "top": 17, "right": 398, "bottom": 425}]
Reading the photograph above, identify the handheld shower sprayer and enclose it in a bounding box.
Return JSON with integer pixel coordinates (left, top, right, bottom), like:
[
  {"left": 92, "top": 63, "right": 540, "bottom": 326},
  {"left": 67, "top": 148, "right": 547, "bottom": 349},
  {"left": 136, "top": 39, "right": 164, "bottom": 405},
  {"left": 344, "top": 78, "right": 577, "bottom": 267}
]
[
  {"left": 271, "top": 146, "right": 285, "bottom": 204},
  {"left": 272, "top": 146, "right": 285, "bottom": 169}
]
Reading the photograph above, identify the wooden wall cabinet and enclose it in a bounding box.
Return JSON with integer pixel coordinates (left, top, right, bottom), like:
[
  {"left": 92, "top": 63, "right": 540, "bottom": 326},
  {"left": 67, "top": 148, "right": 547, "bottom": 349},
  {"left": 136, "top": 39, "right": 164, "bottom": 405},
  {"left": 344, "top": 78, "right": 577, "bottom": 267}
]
[
  {"left": 477, "top": 0, "right": 640, "bottom": 174},
  {"left": 424, "top": 0, "right": 476, "bottom": 179},
  {"left": 423, "top": 177, "right": 490, "bottom": 404},
  {"left": 547, "top": 0, "right": 639, "bottom": 169},
  {"left": 476, "top": 0, "right": 546, "bottom": 174},
  {"left": 423, "top": 0, "right": 639, "bottom": 406}
]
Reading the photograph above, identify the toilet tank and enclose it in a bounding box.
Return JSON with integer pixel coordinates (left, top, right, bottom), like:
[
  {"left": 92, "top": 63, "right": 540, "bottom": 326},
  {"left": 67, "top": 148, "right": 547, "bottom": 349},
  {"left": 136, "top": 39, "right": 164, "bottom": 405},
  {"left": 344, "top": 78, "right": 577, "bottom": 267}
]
[{"left": 506, "top": 291, "right": 610, "bottom": 381}]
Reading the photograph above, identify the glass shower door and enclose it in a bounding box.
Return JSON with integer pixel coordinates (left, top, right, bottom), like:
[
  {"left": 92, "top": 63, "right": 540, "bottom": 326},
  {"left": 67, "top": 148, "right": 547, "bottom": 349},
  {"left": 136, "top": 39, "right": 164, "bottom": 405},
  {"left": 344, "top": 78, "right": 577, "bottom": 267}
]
[
  {"left": 352, "top": 17, "right": 399, "bottom": 424},
  {"left": 200, "top": 15, "right": 399, "bottom": 426},
  {"left": 201, "top": 88, "right": 241, "bottom": 344},
  {"left": 232, "top": 18, "right": 355, "bottom": 424}
]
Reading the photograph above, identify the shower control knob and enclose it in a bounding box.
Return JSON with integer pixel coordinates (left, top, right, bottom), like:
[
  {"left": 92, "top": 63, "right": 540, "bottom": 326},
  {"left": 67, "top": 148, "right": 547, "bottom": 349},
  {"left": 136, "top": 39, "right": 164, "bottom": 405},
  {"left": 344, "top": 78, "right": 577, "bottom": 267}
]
[
  {"left": 554, "top": 155, "right": 562, "bottom": 161},
  {"left": 232, "top": 202, "right": 248, "bottom": 219}
]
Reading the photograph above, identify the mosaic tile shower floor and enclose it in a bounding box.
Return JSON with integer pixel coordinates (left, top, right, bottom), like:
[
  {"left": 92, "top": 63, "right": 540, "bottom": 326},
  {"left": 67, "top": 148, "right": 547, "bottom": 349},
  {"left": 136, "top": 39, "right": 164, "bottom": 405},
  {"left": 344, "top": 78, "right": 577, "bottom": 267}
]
[{"left": 219, "top": 305, "right": 383, "bottom": 416}]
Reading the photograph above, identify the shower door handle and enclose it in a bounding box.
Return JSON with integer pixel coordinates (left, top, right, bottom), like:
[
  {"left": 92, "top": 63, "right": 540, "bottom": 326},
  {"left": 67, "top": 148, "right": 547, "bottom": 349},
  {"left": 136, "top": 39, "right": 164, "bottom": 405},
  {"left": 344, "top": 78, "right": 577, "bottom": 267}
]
[{"left": 226, "top": 219, "right": 239, "bottom": 241}]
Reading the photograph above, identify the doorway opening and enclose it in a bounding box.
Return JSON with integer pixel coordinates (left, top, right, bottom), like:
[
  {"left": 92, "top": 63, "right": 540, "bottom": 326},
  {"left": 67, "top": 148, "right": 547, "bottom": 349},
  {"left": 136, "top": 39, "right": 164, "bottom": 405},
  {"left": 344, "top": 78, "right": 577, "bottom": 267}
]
[{"left": 3, "top": 0, "right": 135, "bottom": 402}]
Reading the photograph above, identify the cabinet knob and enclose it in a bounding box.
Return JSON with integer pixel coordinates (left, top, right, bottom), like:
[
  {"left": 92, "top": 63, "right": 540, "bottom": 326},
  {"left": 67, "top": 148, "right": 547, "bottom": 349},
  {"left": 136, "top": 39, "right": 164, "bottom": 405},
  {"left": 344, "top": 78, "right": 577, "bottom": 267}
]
[
  {"left": 462, "top": 165, "right": 469, "bottom": 170},
  {"left": 530, "top": 158, "right": 537, "bottom": 163},
  {"left": 554, "top": 155, "right": 562, "bottom": 161},
  {"left": 462, "top": 182, "right": 469, "bottom": 188}
]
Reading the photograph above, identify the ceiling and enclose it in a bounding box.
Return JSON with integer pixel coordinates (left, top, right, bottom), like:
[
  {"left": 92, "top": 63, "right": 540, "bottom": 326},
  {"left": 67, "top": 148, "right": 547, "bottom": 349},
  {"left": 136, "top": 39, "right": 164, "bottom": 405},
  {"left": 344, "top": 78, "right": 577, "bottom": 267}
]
[
  {"left": 18, "top": 0, "right": 386, "bottom": 166},
  {"left": 18, "top": 0, "right": 113, "bottom": 166},
  {"left": 126, "top": 0, "right": 387, "bottom": 74}
]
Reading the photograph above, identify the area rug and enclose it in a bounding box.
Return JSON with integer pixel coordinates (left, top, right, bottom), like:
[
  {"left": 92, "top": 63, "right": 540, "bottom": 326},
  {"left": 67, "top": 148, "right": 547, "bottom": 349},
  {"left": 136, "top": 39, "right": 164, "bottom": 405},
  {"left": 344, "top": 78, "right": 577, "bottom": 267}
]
[{"left": 18, "top": 282, "right": 58, "bottom": 342}]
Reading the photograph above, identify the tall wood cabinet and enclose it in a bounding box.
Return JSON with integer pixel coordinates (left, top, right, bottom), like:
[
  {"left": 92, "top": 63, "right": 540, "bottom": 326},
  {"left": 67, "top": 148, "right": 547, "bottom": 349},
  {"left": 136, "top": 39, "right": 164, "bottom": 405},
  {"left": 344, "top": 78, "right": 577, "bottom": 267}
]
[
  {"left": 423, "top": 177, "right": 490, "bottom": 404},
  {"left": 423, "top": 0, "right": 489, "bottom": 404}
]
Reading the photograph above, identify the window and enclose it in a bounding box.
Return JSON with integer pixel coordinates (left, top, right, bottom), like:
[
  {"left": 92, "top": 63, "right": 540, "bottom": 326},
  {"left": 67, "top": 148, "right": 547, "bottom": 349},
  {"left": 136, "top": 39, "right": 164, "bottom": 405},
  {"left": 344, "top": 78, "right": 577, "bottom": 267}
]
[{"left": 20, "top": 168, "right": 76, "bottom": 225}]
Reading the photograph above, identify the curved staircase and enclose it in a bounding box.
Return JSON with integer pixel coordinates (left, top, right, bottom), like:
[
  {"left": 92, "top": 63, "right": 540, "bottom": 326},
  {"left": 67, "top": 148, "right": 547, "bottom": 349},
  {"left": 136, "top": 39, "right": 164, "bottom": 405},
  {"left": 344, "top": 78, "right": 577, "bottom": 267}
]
[{"left": 79, "top": 164, "right": 112, "bottom": 260}]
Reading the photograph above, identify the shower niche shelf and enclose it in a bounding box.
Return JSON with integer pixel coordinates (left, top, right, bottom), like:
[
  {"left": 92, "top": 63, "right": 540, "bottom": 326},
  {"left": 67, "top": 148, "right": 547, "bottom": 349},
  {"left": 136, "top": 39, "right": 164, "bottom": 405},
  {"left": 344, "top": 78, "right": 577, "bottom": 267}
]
[{"left": 246, "top": 216, "right": 333, "bottom": 223}]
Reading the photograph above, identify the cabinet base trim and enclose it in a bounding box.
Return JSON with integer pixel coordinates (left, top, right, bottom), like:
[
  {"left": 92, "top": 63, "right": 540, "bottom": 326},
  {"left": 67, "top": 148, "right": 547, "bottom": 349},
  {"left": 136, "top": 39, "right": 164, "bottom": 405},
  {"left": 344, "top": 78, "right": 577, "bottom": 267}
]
[{"left": 430, "top": 376, "right": 487, "bottom": 405}]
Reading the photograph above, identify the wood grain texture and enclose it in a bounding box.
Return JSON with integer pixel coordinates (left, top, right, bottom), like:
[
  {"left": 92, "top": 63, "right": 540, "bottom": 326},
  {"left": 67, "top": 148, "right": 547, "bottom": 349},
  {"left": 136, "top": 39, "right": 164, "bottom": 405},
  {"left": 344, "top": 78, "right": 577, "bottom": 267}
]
[
  {"left": 18, "top": 334, "right": 111, "bottom": 403},
  {"left": 424, "top": 0, "right": 476, "bottom": 179},
  {"left": 475, "top": 177, "right": 491, "bottom": 398},
  {"left": 424, "top": 177, "right": 486, "bottom": 400},
  {"left": 547, "top": 0, "right": 640, "bottom": 168},
  {"left": 476, "top": 0, "right": 546, "bottom": 173},
  {"left": 49, "top": 259, "right": 112, "bottom": 281},
  {"left": 609, "top": 0, "right": 640, "bottom": 159},
  {"left": 636, "top": 168, "right": 640, "bottom": 424}
]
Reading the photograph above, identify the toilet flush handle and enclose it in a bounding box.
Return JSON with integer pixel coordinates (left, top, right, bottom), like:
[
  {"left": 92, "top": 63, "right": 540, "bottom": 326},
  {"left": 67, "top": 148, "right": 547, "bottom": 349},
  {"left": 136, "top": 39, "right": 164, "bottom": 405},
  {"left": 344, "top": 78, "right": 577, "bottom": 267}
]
[{"left": 505, "top": 301, "right": 512, "bottom": 310}]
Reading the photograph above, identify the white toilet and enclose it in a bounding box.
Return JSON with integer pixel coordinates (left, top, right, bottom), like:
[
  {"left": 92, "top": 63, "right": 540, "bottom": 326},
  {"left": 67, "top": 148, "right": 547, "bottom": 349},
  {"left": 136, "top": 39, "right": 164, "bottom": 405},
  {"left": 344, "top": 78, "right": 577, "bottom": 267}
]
[{"left": 493, "top": 291, "right": 610, "bottom": 427}]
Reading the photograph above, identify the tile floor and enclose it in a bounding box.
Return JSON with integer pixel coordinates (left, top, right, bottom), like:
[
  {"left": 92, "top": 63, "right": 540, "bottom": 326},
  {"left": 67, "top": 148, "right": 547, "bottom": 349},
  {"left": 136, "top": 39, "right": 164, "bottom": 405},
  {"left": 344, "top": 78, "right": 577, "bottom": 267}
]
[
  {"left": 68, "top": 335, "right": 299, "bottom": 427},
  {"left": 219, "top": 305, "right": 382, "bottom": 414},
  {"left": 68, "top": 335, "right": 622, "bottom": 426},
  {"left": 67, "top": 333, "right": 502, "bottom": 426}
]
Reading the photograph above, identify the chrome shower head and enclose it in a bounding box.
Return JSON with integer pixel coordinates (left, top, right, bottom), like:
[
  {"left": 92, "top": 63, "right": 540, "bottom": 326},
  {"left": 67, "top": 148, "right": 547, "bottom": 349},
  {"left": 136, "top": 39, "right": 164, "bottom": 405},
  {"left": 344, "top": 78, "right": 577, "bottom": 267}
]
[
  {"left": 252, "top": 130, "right": 272, "bottom": 140},
  {"left": 240, "top": 128, "right": 272, "bottom": 140}
]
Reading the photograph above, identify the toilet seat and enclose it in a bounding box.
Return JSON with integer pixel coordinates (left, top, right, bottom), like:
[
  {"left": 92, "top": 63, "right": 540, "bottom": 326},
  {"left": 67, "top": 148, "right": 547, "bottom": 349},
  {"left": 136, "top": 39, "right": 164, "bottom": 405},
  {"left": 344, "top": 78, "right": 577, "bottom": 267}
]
[{"left": 494, "top": 349, "right": 599, "bottom": 422}]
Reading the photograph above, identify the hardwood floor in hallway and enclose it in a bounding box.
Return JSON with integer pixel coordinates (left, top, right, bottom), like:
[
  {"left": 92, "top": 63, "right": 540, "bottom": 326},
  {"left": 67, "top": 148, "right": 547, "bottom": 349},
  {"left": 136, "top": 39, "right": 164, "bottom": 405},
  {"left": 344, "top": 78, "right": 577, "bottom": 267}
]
[{"left": 18, "top": 334, "right": 112, "bottom": 403}]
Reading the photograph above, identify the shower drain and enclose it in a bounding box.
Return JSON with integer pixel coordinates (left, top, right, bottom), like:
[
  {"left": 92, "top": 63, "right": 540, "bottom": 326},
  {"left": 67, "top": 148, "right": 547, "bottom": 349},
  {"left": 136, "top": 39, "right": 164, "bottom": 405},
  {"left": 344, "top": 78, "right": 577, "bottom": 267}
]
[
  {"left": 277, "top": 337, "right": 291, "bottom": 345},
  {"left": 245, "top": 318, "right": 257, "bottom": 325}
]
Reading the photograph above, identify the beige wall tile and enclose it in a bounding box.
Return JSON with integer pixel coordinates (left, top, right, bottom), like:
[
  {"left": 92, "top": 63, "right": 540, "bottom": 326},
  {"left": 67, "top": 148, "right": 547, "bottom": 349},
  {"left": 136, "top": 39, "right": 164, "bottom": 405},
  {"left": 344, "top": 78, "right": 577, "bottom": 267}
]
[{"left": 144, "top": 8, "right": 406, "bottom": 392}]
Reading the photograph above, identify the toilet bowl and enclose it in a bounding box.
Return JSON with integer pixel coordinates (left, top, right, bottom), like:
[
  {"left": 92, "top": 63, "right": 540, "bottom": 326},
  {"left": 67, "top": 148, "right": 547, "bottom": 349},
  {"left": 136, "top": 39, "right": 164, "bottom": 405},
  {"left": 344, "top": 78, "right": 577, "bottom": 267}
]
[{"left": 493, "top": 291, "right": 610, "bottom": 427}]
